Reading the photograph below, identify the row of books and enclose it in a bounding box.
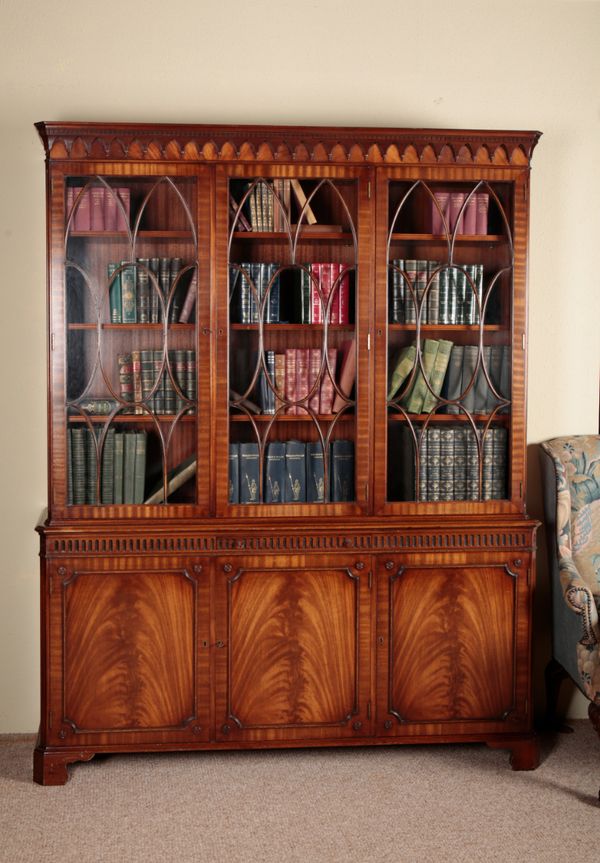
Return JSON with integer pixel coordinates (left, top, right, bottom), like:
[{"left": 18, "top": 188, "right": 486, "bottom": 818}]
[
  {"left": 230, "top": 262, "right": 352, "bottom": 325},
  {"left": 430, "top": 190, "right": 489, "bottom": 235},
  {"left": 118, "top": 349, "right": 196, "bottom": 414},
  {"left": 390, "top": 425, "right": 507, "bottom": 502},
  {"left": 388, "top": 341, "right": 510, "bottom": 415},
  {"left": 389, "top": 259, "right": 485, "bottom": 325},
  {"left": 243, "top": 342, "right": 356, "bottom": 415},
  {"left": 68, "top": 185, "right": 131, "bottom": 232},
  {"left": 231, "top": 179, "right": 317, "bottom": 232},
  {"left": 108, "top": 258, "right": 196, "bottom": 324},
  {"left": 68, "top": 428, "right": 146, "bottom": 505},
  {"left": 229, "top": 439, "right": 354, "bottom": 504}
]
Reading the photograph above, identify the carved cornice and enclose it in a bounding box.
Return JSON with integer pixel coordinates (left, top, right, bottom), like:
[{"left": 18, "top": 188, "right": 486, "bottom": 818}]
[{"left": 35, "top": 122, "right": 541, "bottom": 167}]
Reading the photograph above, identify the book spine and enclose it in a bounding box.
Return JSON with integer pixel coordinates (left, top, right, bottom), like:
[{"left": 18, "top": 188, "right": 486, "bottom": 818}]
[
  {"left": 153, "top": 350, "right": 165, "bottom": 414},
  {"left": 422, "top": 339, "right": 453, "bottom": 414},
  {"left": 149, "top": 257, "right": 160, "bottom": 323},
  {"left": 168, "top": 258, "right": 183, "bottom": 323},
  {"left": 308, "top": 348, "right": 322, "bottom": 413},
  {"left": 123, "top": 432, "right": 136, "bottom": 504},
  {"left": 438, "top": 267, "right": 450, "bottom": 325},
  {"left": 131, "top": 349, "right": 143, "bottom": 414},
  {"left": 174, "top": 349, "right": 187, "bottom": 413},
  {"left": 427, "top": 261, "right": 440, "bottom": 325},
  {"left": 115, "top": 187, "right": 130, "bottom": 232},
  {"left": 453, "top": 426, "right": 467, "bottom": 501},
  {"left": 228, "top": 443, "right": 240, "bottom": 503},
  {"left": 390, "top": 259, "right": 404, "bottom": 324},
  {"left": 101, "top": 428, "right": 115, "bottom": 504},
  {"left": 466, "top": 427, "right": 480, "bottom": 500},
  {"left": 439, "top": 427, "right": 455, "bottom": 501},
  {"left": 86, "top": 428, "right": 98, "bottom": 505},
  {"left": 285, "top": 348, "right": 297, "bottom": 415},
  {"left": 163, "top": 351, "right": 177, "bottom": 414},
  {"left": 338, "top": 264, "right": 350, "bottom": 324},
  {"left": 449, "top": 191, "right": 465, "bottom": 234},
  {"left": 77, "top": 399, "right": 118, "bottom": 415},
  {"left": 301, "top": 268, "right": 311, "bottom": 324},
  {"left": 311, "top": 263, "right": 323, "bottom": 324},
  {"left": 307, "top": 442, "right": 326, "bottom": 503},
  {"left": 491, "top": 427, "right": 508, "bottom": 499},
  {"left": 482, "top": 429, "right": 494, "bottom": 500},
  {"left": 426, "top": 427, "right": 441, "bottom": 502},
  {"left": 113, "top": 431, "right": 124, "bottom": 505},
  {"left": 159, "top": 257, "right": 171, "bottom": 322},
  {"left": 140, "top": 349, "right": 155, "bottom": 412},
  {"left": 120, "top": 262, "right": 137, "bottom": 323},
  {"left": 239, "top": 442, "right": 260, "bottom": 503},
  {"left": 403, "top": 339, "right": 438, "bottom": 414},
  {"left": 403, "top": 259, "right": 418, "bottom": 324},
  {"left": 136, "top": 258, "right": 150, "bottom": 323},
  {"left": 264, "top": 441, "right": 286, "bottom": 503},
  {"left": 185, "top": 349, "right": 196, "bottom": 412},
  {"left": 463, "top": 193, "right": 477, "bottom": 234},
  {"left": 90, "top": 187, "right": 104, "bottom": 231},
  {"left": 71, "top": 427, "right": 87, "bottom": 504},
  {"left": 74, "top": 187, "right": 91, "bottom": 231},
  {"left": 476, "top": 192, "right": 489, "bottom": 235},
  {"left": 295, "top": 348, "right": 310, "bottom": 412},
  {"left": 290, "top": 179, "right": 317, "bottom": 225},
  {"left": 274, "top": 352, "right": 286, "bottom": 413},
  {"left": 418, "top": 427, "right": 428, "bottom": 502},
  {"left": 104, "top": 186, "right": 117, "bottom": 231},
  {"left": 432, "top": 190, "right": 450, "bottom": 234},
  {"left": 461, "top": 345, "right": 479, "bottom": 414},
  {"left": 107, "top": 263, "right": 122, "bottom": 323},
  {"left": 132, "top": 431, "right": 148, "bottom": 504},
  {"left": 319, "top": 348, "right": 337, "bottom": 414},
  {"left": 415, "top": 259, "right": 428, "bottom": 324},
  {"left": 117, "top": 353, "right": 134, "bottom": 412},
  {"left": 330, "top": 440, "right": 354, "bottom": 502}
]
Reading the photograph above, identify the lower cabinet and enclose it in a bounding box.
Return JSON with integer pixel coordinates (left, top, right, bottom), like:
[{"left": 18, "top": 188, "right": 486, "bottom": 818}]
[{"left": 35, "top": 531, "right": 538, "bottom": 784}]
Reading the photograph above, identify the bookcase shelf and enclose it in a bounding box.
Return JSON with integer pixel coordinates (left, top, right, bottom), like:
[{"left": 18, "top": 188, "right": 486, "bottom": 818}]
[{"left": 34, "top": 122, "right": 540, "bottom": 786}]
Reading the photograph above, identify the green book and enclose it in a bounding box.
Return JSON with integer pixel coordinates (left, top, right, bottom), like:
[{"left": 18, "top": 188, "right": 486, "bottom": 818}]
[
  {"left": 120, "top": 261, "right": 136, "bottom": 323},
  {"left": 133, "top": 431, "right": 147, "bottom": 504},
  {"left": 422, "top": 339, "right": 453, "bottom": 413},
  {"left": 107, "top": 263, "right": 122, "bottom": 323},
  {"left": 387, "top": 344, "right": 417, "bottom": 401},
  {"left": 101, "top": 428, "right": 115, "bottom": 504},
  {"left": 86, "top": 428, "right": 98, "bottom": 505},
  {"left": 123, "top": 432, "right": 136, "bottom": 504},
  {"left": 70, "top": 427, "right": 86, "bottom": 505},
  {"left": 113, "top": 431, "right": 124, "bottom": 505},
  {"left": 403, "top": 339, "right": 439, "bottom": 414}
]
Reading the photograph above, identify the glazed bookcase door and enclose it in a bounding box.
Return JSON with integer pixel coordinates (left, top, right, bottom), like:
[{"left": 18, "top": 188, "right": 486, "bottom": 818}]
[
  {"left": 215, "top": 165, "right": 372, "bottom": 515},
  {"left": 50, "top": 166, "right": 211, "bottom": 516},
  {"left": 374, "top": 167, "right": 529, "bottom": 514}
]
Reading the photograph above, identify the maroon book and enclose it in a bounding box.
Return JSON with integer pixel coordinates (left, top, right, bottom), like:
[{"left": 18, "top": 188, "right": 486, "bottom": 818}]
[
  {"left": 463, "top": 194, "right": 477, "bottom": 234},
  {"left": 295, "top": 348, "right": 310, "bottom": 412},
  {"left": 116, "top": 187, "right": 131, "bottom": 232},
  {"left": 431, "top": 190, "right": 450, "bottom": 234},
  {"left": 90, "top": 187, "right": 105, "bottom": 231},
  {"left": 73, "top": 187, "right": 90, "bottom": 231},
  {"left": 338, "top": 265, "right": 351, "bottom": 324},
  {"left": 285, "top": 347, "right": 297, "bottom": 414},
  {"left": 476, "top": 191, "right": 489, "bottom": 234},
  {"left": 311, "top": 263, "right": 323, "bottom": 324},
  {"left": 319, "top": 348, "right": 338, "bottom": 414},
  {"left": 449, "top": 191, "right": 465, "bottom": 234},
  {"left": 104, "top": 188, "right": 118, "bottom": 231},
  {"left": 308, "top": 348, "right": 322, "bottom": 413}
]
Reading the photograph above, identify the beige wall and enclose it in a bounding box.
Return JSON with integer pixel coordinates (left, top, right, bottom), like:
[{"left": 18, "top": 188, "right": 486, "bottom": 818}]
[{"left": 0, "top": 0, "right": 598, "bottom": 731}]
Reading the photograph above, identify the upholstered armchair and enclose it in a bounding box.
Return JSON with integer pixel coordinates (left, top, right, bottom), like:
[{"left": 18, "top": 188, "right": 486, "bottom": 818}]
[{"left": 540, "top": 435, "right": 600, "bottom": 767}]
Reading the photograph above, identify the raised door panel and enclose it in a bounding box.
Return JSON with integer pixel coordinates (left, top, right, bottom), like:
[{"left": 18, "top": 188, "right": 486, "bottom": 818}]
[
  {"left": 214, "top": 554, "right": 372, "bottom": 742},
  {"left": 376, "top": 554, "right": 533, "bottom": 736},
  {"left": 46, "top": 561, "right": 210, "bottom": 745}
]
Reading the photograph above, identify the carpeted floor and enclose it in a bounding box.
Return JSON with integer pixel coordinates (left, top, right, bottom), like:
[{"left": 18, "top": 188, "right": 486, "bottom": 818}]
[{"left": 1, "top": 724, "right": 598, "bottom": 863}]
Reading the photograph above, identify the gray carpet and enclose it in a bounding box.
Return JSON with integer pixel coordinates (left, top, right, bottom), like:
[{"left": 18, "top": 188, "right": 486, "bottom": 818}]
[{"left": 1, "top": 724, "right": 598, "bottom": 863}]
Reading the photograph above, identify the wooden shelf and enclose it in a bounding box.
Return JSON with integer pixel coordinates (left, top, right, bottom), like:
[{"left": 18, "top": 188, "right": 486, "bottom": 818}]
[
  {"left": 389, "top": 233, "right": 506, "bottom": 243},
  {"left": 68, "top": 413, "right": 196, "bottom": 423},
  {"left": 67, "top": 230, "right": 195, "bottom": 240},
  {"left": 230, "top": 413, "right": 354, "bottom": 422},
  {"left": 67, "top": 323, "right": 195, "bottom": 331},
  {"left": 232, "top": 231, "right": 353, "bottom": 241},
  {"left": 230, "top": 323, "right": 354, "bottom": 332},
  {"left": 387, "top": 412, "right": 510, "bottom": 423},
  {"left": 388, "top": 323, "right": 503, "bottom": 332}
]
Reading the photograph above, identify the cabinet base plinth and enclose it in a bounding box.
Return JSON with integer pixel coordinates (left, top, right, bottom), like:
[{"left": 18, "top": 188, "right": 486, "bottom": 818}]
[
  {"left": 486, "top": 735, "right": 540, "bottom": 770},
  {"left": 33, "top": 746, "right": 96, "bottom": 786}
]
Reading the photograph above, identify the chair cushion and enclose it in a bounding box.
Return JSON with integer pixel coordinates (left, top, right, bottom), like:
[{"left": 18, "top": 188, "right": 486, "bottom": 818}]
[{"left": 572, "top": 498, "right": 600, "bottom": 598}]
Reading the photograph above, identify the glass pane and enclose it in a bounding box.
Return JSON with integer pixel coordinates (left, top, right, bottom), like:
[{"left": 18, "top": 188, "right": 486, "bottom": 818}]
[
  {"left": 65, "top": 176, "right": 198, "bottom": 506},
  {"left": 228, "top": 177, "right": 358, "bottom": 505},
  {"left": 386, "top": 180, "right": 513, "bottom": 503}
]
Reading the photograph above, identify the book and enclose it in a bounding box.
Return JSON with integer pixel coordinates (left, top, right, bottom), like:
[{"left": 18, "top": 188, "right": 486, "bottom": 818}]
[
  {"left": 113, "top": 431, "right": 124, "bottom": 504},
  {"left": 115, "top": 187, "right": 131, "bottom": 232},
  {"left": 330, "top": 440, "right": 354, "bottom": 502},
  {"left": 228, "top": 444, "right": 239, "bottom": 503},
  {"left": 463, "top": 193, "right": 478, "bottom": 234},
  {"left": 123, "top": 432, "right": 137, "bottom": 504},
  {"left": 308, "top": 348, "right": 322, "bottom": 413},
  {"left": 466, "top": 426, "right": 480, "bottom": 500},
  {"left": 332, "top": 339, "right": 357, "bottom": 413},
  {"left": 70, "top": 427, "right": 87, "bottom": 504},
  {"left": 426, "top": 427, "right": 441, "bottom": 501},
  {"left": 285, "top": 440, "right": 306, "bottom": 502},
  {"left": 431, "top": 190, "right": 450, "bottom": 234},
  {"left": 402, "top": 339, "right": 438, "bottom": 414},
  {"left": 73, "top": 187, "right": 91, "bottom": 231},
  {"left": 90, "top": 187, "right": 104, "bottom": 231},
  {"left": 422, "top": 339, "right": 453, "bottom": 413},
  {"left": 120, "top": 262, "right": 136, "bottom": 323},
  {"left": 144, "top": 455, "right": 196, "bottom": 505},
  {"left": 290, "top": 179, "right": 317, "bottom": 225},
  {"left": 319, "top": 348, "right": 337, "bottom": 414},
  {"left": 178, "top": 270, "right": 197, "bottom": 323},
  {"left": 449, "top": 191, "right": 465, "bottom": 234},
  {"left": 390, "top": 259, "right": 405, "bottom": 324},
  {"left": 133, "top": 431, "right": 147, "bottom": 503},
  {"left": 265, "top": 441, "right": 286, "bottom": 503},
  {"left": 476, "top": 191, "right": 489, "bottom": 234},
  {"left": 307, "top": 442, "right": 325, "bottom": 502},
  {"left": 472, "top": 345, "right": 492, "bottom": 413},
  {"left": 285, "top": 347, "right": 297, "bottom": 414},
  {"left": 107, "top": 263, "right": 122, "bottom": 323},
  {"left": 229, "top": 389, "right": 261, "bottom": 414},
  {"left": 443, "top": 345, "right": 464, "bottom": 414},
  {"left": 387, "top": 344, "right": 417, "bottom": 402},
  {"left": 439, "top": 427, "right": 455, "bottom": 501},
  {"left": 418, "top": 426, "right": 428, "bottom": 501},
  {"left": 491, "top": 427, "right": 508, "bottom": 499},
  {"left": 136, "top": 258, "right": 150, "bottom": 323},
  {"left": 76, "top": 398, "right": 118, "bottom": 416},
  {"left": 453, "top": 426, "right": 467, "bottom": 501},
  {"left": 239, "top": 443, "right": 260, "bottom": 503},
  {"left": 461, "top": 345, "right": 479, "bottom": 414},
  {"left": 295, "top": 348, "right": 310, "bottom": 411}
]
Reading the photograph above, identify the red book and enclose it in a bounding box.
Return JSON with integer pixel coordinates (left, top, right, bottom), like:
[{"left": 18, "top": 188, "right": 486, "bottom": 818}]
[
  {"left": 319, "top": 348, "right": 338, "bottom": 414},
  {"left": 90, "top": 187, "right": 105, "bottom": 231},
  {"left": 116, "top": 187, "right": 131, "bottom": 232},
  {"left": 320, "top": 263, "right": 333, "bottom": 323},
  {"left": 104, "top": 188, "right": 118, "bottom": 231},
  {"left": 432, "top": 190, "right": 450, "bottom": 234},
  {"left": 295, "top": 348, "right": 310, "bottom": 412},
  {"left": 338, "top": 265, "right": 350, "bottom": 324},
  {"left": 311, "top": 263, "right": 323, "bottom": 323},
  {"left": 463, "top": 194, "right": 477, "bottom": 234},
  {"left": 449, "top": 191, "right": 465, "bottom": 234},
  {"left": 131, "top": 349, "right": 143, "bottom": 414},
  {"left": 476, "top": 191, "right": 489, "bottom": 234},
  {"left": 285, "top": 347, "right": 297, "bottom": 414},
  {"left": 308, "top": 349, "right": 322, "bottom": 413},
  {"left": 332, "top": 339, "right": 357, "bottom": 413},
  {"left": 329, "top": 263, "right": 341, "bottom": 324},
  {"left": 73, "top": 187, "right": 90, "bottom": 231}
]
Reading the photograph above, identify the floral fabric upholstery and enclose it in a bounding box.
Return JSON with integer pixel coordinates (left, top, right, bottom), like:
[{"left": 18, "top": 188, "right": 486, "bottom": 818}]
[{"left": 540, "top": 435, "right": 600, "bottom": 703}]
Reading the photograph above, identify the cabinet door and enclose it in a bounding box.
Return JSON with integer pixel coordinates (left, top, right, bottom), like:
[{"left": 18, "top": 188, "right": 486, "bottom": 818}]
[
  {"left": 375, "top": 554, "right": 533, "bottom": 736},
  {"left": 216, "top": 165, "right": 372, "bottom": 516},
  {"left": 44, "top": 559, "right": 210, "bottom": 746},
  {"left": 50, "top": 167, "right": 211, "bottom": 518},
  {"left": 214, "top": 554, "right": 372, "bottom": 742}
]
